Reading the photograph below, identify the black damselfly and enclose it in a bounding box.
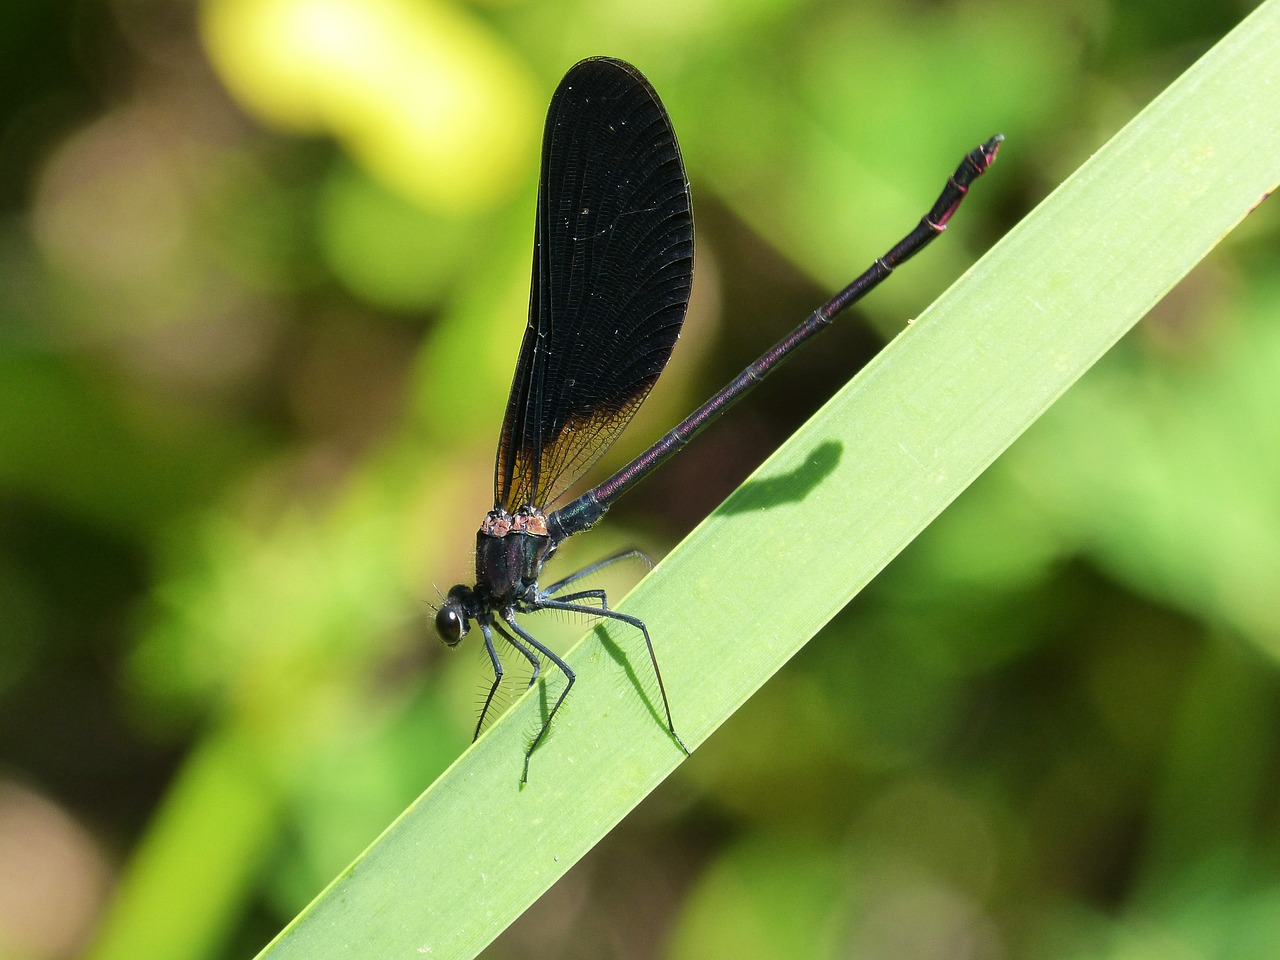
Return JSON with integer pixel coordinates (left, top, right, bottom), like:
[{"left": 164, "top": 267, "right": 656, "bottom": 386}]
[{"left": 435, "top": 56, "right": 1001, "bottom": 781}]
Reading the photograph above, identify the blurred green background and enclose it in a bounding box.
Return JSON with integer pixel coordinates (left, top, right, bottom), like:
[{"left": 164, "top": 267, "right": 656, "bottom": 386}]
[{"left": 1, "top": 0, "right": 1278, "bottom": 958}]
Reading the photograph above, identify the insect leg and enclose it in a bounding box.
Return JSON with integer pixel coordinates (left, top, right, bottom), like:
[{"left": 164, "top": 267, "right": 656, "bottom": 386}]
[
  {"left": 474, "top": 621, "right": 504, "bottom": 741},
  {"left": 533, "top": 598, "right": 687, "bottom": 756},
  {"left": 492, "top": 617, "right": 542, "bottom": 689},
  {"left": 541, "top": 548, "right": 653, "bottom": 596},
  {"left": 503, "top": 612, "right": 576, "bottom": 784}
]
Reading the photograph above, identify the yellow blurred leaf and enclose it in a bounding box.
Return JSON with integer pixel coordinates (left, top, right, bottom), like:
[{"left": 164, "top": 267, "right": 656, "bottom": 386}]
[{"left": 200, "top": 0, "right": 540, "bottom": 212}]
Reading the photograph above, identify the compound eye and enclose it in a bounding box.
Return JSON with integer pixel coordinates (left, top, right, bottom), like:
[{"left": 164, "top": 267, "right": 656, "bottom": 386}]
[{"left": 435, "top": 605, "right": 468, "bottom": 646}]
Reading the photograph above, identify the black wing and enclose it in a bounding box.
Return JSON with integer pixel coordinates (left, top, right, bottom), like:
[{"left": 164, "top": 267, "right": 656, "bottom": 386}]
[{"left": 494, "top": 57, "right": 694, "bottom": 512}]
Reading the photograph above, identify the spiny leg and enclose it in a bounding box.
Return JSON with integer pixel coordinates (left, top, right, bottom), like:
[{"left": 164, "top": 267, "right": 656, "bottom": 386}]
[
  {"left": 492, "top": 618, "right": 542, "bottom": 689},
  {"left": 475, "top": 618, "right": 545, "bottom": 742},
  {"left": 549, "top": 588, "right": 607, "bottom": 610},
  {"left": 542, "top": 548, "right": 653, "bottom": 596},
  {"left": 534, "top": 597, "right": 688, "bottom": 756},
  {"left": 474, "top": 622, "right": 504, "bottom": 741},
  {"left": 503, "top": 613, "right": 575, "bottom": 784}
]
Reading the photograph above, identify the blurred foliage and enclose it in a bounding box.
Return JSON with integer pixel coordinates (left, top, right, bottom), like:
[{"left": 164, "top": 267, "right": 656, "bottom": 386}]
[{"left": 0, "top": 0, "right": 1276, "bottom": 959}]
